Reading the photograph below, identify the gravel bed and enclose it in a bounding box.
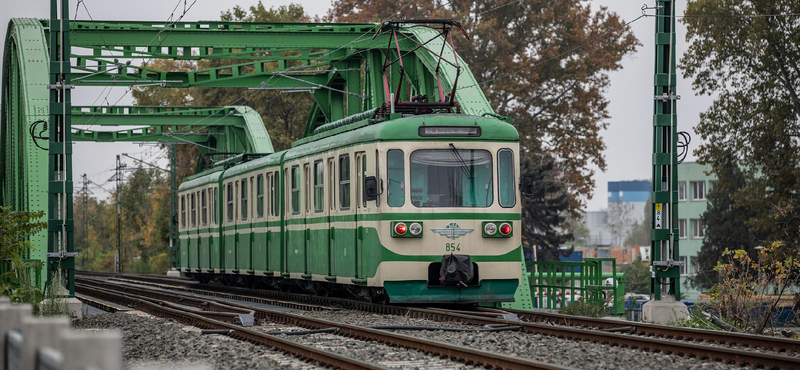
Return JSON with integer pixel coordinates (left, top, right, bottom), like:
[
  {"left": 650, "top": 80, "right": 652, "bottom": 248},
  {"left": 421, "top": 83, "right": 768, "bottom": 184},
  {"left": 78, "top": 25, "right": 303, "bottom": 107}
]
[
  {"left": 74, "top": 311, "right": 324, "bottom": 370},
  {"left": 253, "top": 321, "right": 475, "bottom": 370},
  {"left": 296, "top": 309, "right": 481, "bottom": 330},
  {"left": 395, "top": 328, "right": 748, "bottom": 370}
]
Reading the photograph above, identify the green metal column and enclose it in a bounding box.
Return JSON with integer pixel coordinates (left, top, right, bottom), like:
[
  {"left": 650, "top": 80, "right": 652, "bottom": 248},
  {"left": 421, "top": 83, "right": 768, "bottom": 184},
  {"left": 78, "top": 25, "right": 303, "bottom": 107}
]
[
  {"left": 650, "top": 0, "right": 682, "bottom": 300},
  {"left": 169, "top": 143, "right": 178, "bottom": 270},
  {"left": 46, "top": 0, "right": 76, "bottom": 296}
]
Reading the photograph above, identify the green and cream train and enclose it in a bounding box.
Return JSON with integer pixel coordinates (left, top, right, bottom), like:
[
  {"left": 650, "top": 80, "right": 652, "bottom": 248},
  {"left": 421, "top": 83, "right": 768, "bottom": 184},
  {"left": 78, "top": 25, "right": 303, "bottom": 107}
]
[{"left": 177, "top": 113, "right": 524, "bottom": 304}]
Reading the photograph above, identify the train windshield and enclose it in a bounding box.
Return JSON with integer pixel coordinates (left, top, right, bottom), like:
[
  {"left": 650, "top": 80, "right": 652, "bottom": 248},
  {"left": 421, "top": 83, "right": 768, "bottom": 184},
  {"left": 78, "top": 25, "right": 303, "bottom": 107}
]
[{"left": 409, "top": 149, "right": 493, "bottom": 207}]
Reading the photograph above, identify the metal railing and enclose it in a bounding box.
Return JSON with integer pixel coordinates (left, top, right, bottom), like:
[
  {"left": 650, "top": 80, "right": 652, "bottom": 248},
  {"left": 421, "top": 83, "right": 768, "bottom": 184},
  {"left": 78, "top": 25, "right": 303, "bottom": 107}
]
[{"left": 526, "top": 258, "right": 625, "bottom": 315}]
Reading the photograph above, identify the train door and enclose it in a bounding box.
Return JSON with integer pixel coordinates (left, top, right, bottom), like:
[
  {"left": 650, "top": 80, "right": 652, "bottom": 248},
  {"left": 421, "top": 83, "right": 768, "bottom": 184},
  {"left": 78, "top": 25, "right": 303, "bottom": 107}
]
[
  {"left": 355, "top": 151, "right": 366, "bottom": 279},
  {"left": 303, "top": 163, "right": 311, "bottom": 277},
  {"left": 306, "top": 159, "right": 328, "bottom": 278},
  {"left": 333, "top": 154, "right": 354, "bottom": 279},
  {"left": 327, "top": 157, "right": 335, "bottom": 279}
]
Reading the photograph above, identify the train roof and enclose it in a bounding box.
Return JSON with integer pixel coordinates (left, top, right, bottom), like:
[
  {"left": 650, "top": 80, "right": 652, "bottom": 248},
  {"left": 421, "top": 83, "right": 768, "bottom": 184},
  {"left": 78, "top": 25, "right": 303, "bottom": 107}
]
[
  {"left": 285, "top": 113, "right": 517, "bottom": 161},
  {"left": 183, "top": 113, "right": 518, "bottom": 185},
  {"left": 178, "top": 168, "right": 222, "bottom": 191}
]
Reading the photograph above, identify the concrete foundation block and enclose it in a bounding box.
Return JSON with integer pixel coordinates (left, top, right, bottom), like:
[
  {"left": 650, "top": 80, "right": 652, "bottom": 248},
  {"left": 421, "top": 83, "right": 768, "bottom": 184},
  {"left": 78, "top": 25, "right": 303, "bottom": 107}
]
[
  {"left": 20, "top": 315, "right": 71, "bottom": 370},
  {"left": 642, "top": 297, "right": 689, "bottom": 324},
  {"left": 166, "top": 269, "right": 181, "bottom": 277},
  {"left": 59, "top": 329, "right": 122, "bottom": 370},
  {"left": 0, "top": 303, "right": 33, "bottom": 365},
  {"left": 67, "top": 297, "right": 83, "bottom": 319}
]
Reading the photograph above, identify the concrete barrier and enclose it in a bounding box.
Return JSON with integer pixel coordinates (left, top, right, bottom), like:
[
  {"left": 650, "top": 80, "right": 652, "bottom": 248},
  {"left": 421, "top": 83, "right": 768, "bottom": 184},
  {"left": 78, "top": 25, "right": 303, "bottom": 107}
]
[{"left": 1, "top": 302, "right": 121, "bottom": 370}]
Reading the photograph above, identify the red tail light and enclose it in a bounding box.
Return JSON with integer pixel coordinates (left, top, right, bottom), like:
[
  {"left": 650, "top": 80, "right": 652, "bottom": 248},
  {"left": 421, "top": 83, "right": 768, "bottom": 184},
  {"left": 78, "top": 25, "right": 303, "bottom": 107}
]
[
  {"left": 395, "top": 222, "right": 407, "bottom": 235},
  {"left": 499, "top": 223, "right": 512, "bottom": 235}
]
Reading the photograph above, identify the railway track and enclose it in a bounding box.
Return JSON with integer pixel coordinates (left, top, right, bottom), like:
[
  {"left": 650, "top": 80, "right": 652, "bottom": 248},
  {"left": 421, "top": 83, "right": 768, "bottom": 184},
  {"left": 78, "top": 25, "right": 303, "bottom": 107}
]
[
  {"left": 76, "top": 271, "right": 800, "bottom": 369},
  {"left": 76, "top": 277, "right": 571, "bottom": 370}
]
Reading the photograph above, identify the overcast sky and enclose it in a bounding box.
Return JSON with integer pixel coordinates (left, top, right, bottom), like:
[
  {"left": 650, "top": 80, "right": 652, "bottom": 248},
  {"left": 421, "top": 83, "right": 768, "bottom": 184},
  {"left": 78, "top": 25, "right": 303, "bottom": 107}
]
[{"left": 1, "top": 0, "right": 714, "bottom": 212}]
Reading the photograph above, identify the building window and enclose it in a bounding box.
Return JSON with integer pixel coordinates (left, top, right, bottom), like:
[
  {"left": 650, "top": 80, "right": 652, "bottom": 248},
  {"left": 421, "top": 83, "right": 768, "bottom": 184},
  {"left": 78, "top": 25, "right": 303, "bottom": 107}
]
[
  {"left": 691, "top": 218, "right": 704, "bottom": 238},
  {"left": 680, "top": 256, "right": 688, "bottom": 275},
  {"left": 691, "top": 181, "right": 706, "bottom": 201},
  {"left": 678, "top": 219, "right": 686, "bottom": 239},
  {"left": 314, "top": 160, "right": 324, "bottom": 212},
  {"left": 339, "top": 155, "right": 350, "bottom": 210},
  {"left": 678, "top": 181, "right": 686, "bottom": 201},
  {"left": 387, "top": 150, "right": 405, "bottom": 207},
  {"left": 257, "top": 175, "right": 264, "bottom": 218}
]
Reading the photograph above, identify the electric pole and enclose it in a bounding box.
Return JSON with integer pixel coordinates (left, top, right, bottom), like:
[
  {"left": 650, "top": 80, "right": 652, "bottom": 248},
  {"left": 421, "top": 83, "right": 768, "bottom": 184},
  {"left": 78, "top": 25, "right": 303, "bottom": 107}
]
[
  {"left": 113, "top": 155, "right": 126, "bottom": 274},
  {"left": 76, "top": 174, "right": 91, "bottom": 268},
  {"left": 46, "top": 0, "right": 77, "bottom": 296},
  {"left": 649, "top": 0, "right": 684, "bottom": 303}
]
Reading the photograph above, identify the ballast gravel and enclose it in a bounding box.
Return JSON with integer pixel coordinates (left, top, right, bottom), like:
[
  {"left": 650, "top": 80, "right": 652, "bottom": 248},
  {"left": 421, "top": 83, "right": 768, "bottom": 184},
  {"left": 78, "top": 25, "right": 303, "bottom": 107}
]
[
  {"left": 73, "top": 311, "right": 324, "bottom": 370},
  {"left": 292, "top": 310, "right": 746, "bottom": 370}
]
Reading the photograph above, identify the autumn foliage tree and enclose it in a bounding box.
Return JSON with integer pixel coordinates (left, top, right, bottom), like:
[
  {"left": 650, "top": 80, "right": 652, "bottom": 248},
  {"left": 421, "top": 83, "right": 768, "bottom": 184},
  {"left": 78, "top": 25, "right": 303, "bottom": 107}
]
[{"left": 683, "top": 0, "right": 800, "bottom": 250}]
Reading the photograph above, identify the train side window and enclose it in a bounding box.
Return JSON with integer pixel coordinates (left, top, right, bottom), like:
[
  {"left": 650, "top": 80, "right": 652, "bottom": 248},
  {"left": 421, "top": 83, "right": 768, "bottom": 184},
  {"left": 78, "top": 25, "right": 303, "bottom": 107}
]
[
  {"left": 314, "top": 160, "right": 324, "bottom": 212},
  {"left": 201, "top": 189, "right": 207, "bottom": 226},
  {"left": 291, "top": 166, "right": 300, "bottom": 214},
  {"left": 256, "top": 174, "right": 264, "bottom": 218},
  {"left": 498, "top": 149, "right": 516, "bottom": 207},
  {"left": 375, "top": 149, "right": 381, "bottom": 207},
  {"left": 190, "top": 193, "right": 196, "bottom": 227},
  {"left": 359, "top": 153, "right": 366, "bottom": 208},
  {"left": 180, "top": 195, "right": 186, "bottom": 229},
  {"left": 241, "top": 179, "right": 248, "bottom": 220},
  {"left": 273, "top": 171, "right": 279, "bottom": 216},
  {"left": 213, "top": 187, "right": 218, "bottom": 225},
  {"left": 339, "top": 155, "right": 350, "bottom": 210},
  {"left": 328, "top": 159, "right": 335, "bottom": 211},
  {"left": 387, "top": 149, "right": 405, "bottom": 207},
  {"left": 304, "top": 164, "right": 310, "bottom": 214},
  {"left": 226, "top": 182, "right": 234, "bottom": 222}
]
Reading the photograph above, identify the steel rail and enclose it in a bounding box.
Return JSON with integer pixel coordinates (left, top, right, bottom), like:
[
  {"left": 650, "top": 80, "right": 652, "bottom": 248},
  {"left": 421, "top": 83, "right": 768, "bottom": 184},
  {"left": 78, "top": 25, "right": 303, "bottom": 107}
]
[
  {"left": 75, "top": 293, "right": 132, "bottom": 313},
  {"left": 75, "top": 285, "right": 386, "bottom": 370},
  {"left": 487, "top": 307, "right": 800, "bottom": 354},
  {"left": 75, "top": 278, "right": 572, "bottom": 370},
  {"left": 76, "top": 273, "right": 800, "bottom": 369}
]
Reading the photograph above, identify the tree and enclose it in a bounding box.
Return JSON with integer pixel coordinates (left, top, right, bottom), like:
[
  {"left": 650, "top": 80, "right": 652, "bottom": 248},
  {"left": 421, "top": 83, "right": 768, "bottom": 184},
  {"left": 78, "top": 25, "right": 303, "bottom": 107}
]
[
  {"left": 326, "top": 0, "right": 640, "bottom": 215},
  {"left": 0, "top": 206, "right": 46, "bottom": 262},
  {"left": 520, "top": 155, "right": 573, "bottom": 261},
  {"left": 606, "top": 199, "right": 634, "bottom": 249},
  {"left": 625, "top": 198, "right": 652, "bottom": 246},
  {"left": 682, "top": 0, "right": 800, "bottom": 248},
  {"left": 619, "top": 257, "right": 649, "bottom": 294},
  {"left": 690, "top": 154, "right": 768, "bottom": 290}
]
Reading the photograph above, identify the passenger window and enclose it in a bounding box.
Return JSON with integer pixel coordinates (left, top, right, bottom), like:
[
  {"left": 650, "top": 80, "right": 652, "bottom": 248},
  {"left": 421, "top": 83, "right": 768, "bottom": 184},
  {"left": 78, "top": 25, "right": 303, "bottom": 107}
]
[
  {"left": 329, "top": 159, "right": 335, "bottom": 211},
  {"left": 314, "top": 160, "right": 324, "bottom": 212},
  {"left": 291, "top": 166, "right": 300, "bottom": 214},
  {"left": 272, "top": 171, "right": 279, "bottom": 216},
  {"left": 226, "top": 182, "right": 234, "bottom": 222},
  {"left": 387, "top": 149, "right": 404, "bottom": 207},
  {"left": 257, "top": 174, "right": 264, "bottom": 218},
  {"left": 190, "top": 193, "right": 196, "bottom": 227},
  {"left": 339, "top": 155, "right": 350, "bottom": 210},
  {"left": 201, "top": 189, "right": 207, "bottom": 226},
  {"left": 498, "top": 149, "right": 515, "bottom": 207},
  {"left": 180, "top": 195, "right": 186, "bottom": 229},
  {"left": 304, "top": 164, "right": 310, "bottom": 213},
  {"left": 212, "top": 187, "right": 218, "bottom": 225},
  {"left": 241, "top": 179, "right": 248, "bottom": 220}
]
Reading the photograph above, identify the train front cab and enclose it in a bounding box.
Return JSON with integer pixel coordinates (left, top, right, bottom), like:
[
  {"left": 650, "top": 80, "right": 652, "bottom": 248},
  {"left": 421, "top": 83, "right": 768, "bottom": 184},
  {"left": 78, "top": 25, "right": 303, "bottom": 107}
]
[
  {"left": 178, "top": 173, "right": 221, "bottom": 278},
  {"left": 373, "top": 141, "right": 523, "bottom": 304}
]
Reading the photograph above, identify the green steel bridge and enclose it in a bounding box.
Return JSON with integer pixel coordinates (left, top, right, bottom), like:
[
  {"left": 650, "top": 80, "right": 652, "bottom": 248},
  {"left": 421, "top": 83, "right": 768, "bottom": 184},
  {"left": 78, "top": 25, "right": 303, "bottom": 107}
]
[
  {"left": 0, "top": 15, "right": 498, "bottom": 298},
  {"left": 1, "top": 0, "right": 681, "bottom": 308}
]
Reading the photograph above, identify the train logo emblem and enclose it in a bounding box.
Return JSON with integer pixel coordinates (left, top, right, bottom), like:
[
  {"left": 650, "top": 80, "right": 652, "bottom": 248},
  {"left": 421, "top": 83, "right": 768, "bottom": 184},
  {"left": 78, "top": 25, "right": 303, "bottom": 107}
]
[{"left": 431, "top": 222, "right": 473, "bottom": 240}]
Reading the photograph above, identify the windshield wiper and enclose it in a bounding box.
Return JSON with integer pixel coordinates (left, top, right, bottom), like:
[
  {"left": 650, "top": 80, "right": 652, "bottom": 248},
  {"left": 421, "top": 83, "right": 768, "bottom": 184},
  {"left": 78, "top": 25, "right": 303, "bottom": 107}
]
[{"left": 449, "top": 143, "right": 473, "bottom": 179}]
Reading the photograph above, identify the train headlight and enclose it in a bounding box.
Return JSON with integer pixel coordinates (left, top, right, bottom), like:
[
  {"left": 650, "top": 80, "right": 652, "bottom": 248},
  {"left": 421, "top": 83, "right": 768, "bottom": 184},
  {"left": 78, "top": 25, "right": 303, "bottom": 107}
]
[
  {"left": 499, "top": 223, "right": 512, "bottom": 236},
  {"left": 395, "top": 222, "right": 407, "bottom": 235},
  {"left": 409, "top": 222, "right": 422, "bottom": 236},
  {"left": 484, "top": 223, "right": 497, "bottom": 236}
]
